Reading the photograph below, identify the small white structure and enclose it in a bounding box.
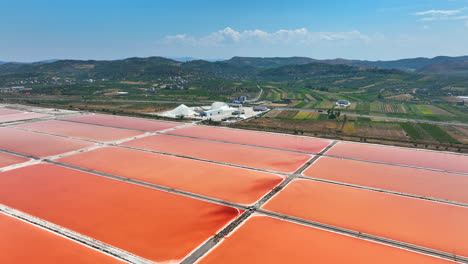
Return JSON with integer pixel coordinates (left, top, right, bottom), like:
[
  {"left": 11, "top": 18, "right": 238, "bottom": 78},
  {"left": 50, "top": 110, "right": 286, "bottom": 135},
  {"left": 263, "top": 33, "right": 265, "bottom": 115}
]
[
  {"left": 253, "top": 106, "right": 268, "bottom": 112},
  {"left": 200, "top": 108, "right": 224, "bottom": 117},
  {"left": 199, "top": 101, "right": 233, "bottom": 117},
  {"left": 336, "top": 100, "right": 351, "bottom": 107}
]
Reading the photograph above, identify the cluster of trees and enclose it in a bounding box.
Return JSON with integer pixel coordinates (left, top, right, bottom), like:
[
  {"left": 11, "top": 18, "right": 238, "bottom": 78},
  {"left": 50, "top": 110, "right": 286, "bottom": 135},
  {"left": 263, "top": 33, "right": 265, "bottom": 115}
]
[{"left": 327, "top": 109, "right": 341, "bottom": 119}]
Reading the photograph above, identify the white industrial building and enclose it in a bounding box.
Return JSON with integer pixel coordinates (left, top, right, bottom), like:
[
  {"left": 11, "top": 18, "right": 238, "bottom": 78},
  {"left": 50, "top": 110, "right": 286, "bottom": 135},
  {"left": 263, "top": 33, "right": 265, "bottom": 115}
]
[
  {"left": 336, "top": 100, "right": 351, "bottom": 107},
  {"left": 200, "top": 102, "right": 230, "bottom": 117},
  {"left": 200, "top": 109, "right": 224, "bottom": 117}
]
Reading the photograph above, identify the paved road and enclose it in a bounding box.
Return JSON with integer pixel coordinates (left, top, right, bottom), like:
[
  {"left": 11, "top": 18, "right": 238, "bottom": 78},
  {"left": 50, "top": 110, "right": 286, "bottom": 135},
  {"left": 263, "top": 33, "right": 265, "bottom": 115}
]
[
  {"left": 247, "top": 85, "right": 263, "bottom": 102},
  {"left": 277, "top": 107, "right": 468, "bottom": 127}
]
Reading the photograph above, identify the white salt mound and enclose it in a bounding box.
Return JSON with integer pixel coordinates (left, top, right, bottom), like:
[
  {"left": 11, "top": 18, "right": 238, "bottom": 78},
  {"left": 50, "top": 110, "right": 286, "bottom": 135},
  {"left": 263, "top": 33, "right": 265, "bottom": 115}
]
[
  {"left": 210, "top": 102, "right": 230, "bottom": 110},
  {"left": 161, "top": 104, "right": 196, "bottom": 118}
]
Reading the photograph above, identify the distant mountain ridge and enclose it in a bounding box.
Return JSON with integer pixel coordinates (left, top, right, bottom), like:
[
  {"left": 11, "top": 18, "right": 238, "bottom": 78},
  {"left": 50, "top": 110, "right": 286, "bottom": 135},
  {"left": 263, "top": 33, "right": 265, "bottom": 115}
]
[
  {"left": 257, "top": 62, "right": 404, "bottom": 82},
  {"left": 0, "top": 57, "right": 187, "bottom": 82},
  {"left": 1, "top": 55, "right": 467, "bottom": 83},
  {"left": 0, "top": 56, "right": 408, "bottom": 86},
  {"left": 349, "top": 56, "right": 468, "bottom": 73},
  {"left": 416, "top": 61, "right": 468, "bottom": 76},
  {"left": 168, "top": 57, "right": 227, "bottom": 63},
  {"left": 0, "top": 59, "right": 59, "bottom": 65},
  {"left": 223, "top": 57, "right": 317, "bottom": 69},
  {"left": 223, "top": 55, "right": 468, "bottom": 74},
  {"left": 169, "top": 57, "right": 198, "bottom": 62}
]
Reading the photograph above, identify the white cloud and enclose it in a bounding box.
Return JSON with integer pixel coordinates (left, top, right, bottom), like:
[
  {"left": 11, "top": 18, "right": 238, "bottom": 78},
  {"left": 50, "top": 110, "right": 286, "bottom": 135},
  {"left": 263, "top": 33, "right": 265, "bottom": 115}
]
[
  {"left": 414, "top": 9, "right": 462, "bottom": 16},
  {"left": 466, "top": 20, "right": 468, "bottom": 28},
  {"left": 165, "top": 34, "right": 189, "bottom": 42},
  {"left": 203, "top": 27, "right": 242, "bottom": 43},
  {"left": 423, "top": 25, "right": 430, "bottom": 30},
  {"left": 162, "top": 34, "right": 196, "bottom": 45},
  {"left": 421, "top": 15, "right": 468, "bottom": 21},
  {"left": 413, "top": 7, "right": 468, "bottom": 21},
  {"left": 162, "top": 27, "right": 371, "bottom": 47}
]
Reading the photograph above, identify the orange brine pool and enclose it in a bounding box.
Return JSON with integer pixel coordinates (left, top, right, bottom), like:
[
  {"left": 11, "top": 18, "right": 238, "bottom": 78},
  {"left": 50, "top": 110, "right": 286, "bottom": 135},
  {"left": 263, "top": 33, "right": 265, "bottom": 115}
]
[
  {"left": 303, "top": 157, "right": 468, "bottom": 204},
  {"left": 326, "top": 142, "right": 468, "bottom": 174},
  {"left": 0, "top": 164, "right": 241, "bottom": 263},
  {"left": 262, "top": 179, "right": 468, "bottom": 257},
  {"left": 197, "top": 215, "right": 456, "bottom": 264},
  {"left": 122, "top": 134, "right": 312, "bottom": 173},
  {"left": 13, "top": 120, "right": 144, "bottom": 142},
  {"left": 63, "top": 114, "right": 181, "bottom": 131},
  {"left": 0, "top": 152, "right": 30, "bottom": 168},
  {"left": 0, "top": 128, "right": 94, "bottom": 157},
  {"left": 0, "top": 212, "right": 124, "bottom": 264},
  {"left": 167, "top": 126, "right": 332, "bottom": 153},
  {"left": 0, "top": 112, "right": 49, "bottom": 123},
  {"left": 57, "top": 146, "right": 284, "bottom": 205}
]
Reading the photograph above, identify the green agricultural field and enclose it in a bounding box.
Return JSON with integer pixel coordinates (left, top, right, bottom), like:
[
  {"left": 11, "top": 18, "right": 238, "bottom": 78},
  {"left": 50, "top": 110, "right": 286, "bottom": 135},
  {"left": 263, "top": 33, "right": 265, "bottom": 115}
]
[
  {"left": 404, "top": 104, "right": 424, "bottom": 116},
  {"left": 356, "top": 117, "right": 372, "bottom": 123},
  {"left": 386, "top": 103, "right": 407, "bottom": 114},
  {"left": 264, "top": 89, "right": 282, "bottom": 101},
  {"left": 416, "top": 105, "right": 434, "bottom": 115},
  {"left": 317, "top": 113, "right": 329, "bottom": 120},
  {"left": 309, "top": 91, "right": 329, "bottom": 101},
  {"left": 343, "top": 122, "right": 356, "bottom": 133},
  {"left": 276, "top": 110, "right": 299, "bottom": 119},
  {"left": 289, "top": 93, "right": 305, "bottom": 100},
  {"left": 419, "top": 123, "right": 459, "bottom": 143},
  {"left": 436, "top": 104, "right": 468, "bottom": 117},
  {"left": 294, "top": 101, "right": 308, "bottom": 108},
  {"left": 370, "top": 102, "right": 385, "bottom": 112},
  {"left": 293, "top": 111, "right": 319, "bottom": 120},
  {"left": 355, "top": 103, "right": 371, "bottom": 114},
  {"left": 313, "top": 101, "right": 335, "bottom": 109},
  {"left": 400, "top": 123, "right": 424, "bottom": 140}
]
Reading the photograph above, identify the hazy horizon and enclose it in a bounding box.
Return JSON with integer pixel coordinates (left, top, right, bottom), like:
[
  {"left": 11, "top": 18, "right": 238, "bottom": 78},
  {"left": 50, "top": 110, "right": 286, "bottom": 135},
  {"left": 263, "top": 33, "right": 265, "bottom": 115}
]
[{"left": 4, "top": 54, "right": 468, "bottom": 64}]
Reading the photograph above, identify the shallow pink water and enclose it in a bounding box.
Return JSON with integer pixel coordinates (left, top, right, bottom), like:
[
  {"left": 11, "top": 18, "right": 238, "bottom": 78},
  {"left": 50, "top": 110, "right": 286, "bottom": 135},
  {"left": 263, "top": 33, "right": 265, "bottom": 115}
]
[
  {"left": 167, "top": 126, "right": 332, "bottom": 153},
  {"left": 64, "top": 114, "right": 180, "bottom": 131}
]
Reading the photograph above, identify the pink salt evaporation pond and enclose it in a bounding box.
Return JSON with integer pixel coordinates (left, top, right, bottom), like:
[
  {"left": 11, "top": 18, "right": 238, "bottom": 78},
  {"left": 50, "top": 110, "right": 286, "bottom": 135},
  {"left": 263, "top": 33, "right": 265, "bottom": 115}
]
[
  {"left": 13, "top": 120, "right": 144, "bottom": 142},
  {"left": 0, "top": 112, "right": 49, "bottom": 123},
  {"left": 0, "top": 127, "right": 94, "bottom": 157},
  {"left": 167, "top": 126, "right": 332, "bottom": 153},
  {"left": 64, "top": 114, "right": 181, "bottom": 131},
  {"left": 0, "top": 163, "right": 242, "bottom": 263},
  {"left": 326, "top": 142, "right": 468, "bottom": 174},
  {"left": 57, "top": 146, "right": 284, "bottom": 205},
  {"left": 0, "top": 152, "right": 30, "bottom": 168},
  {"left": 122, "top": 134, "right": 312, "bottom": 173}
]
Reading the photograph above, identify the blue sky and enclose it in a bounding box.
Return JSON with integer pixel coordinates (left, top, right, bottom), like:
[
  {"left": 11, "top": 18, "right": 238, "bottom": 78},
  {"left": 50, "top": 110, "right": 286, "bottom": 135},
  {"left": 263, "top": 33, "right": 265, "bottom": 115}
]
[{"left": 1, "top": 0, "right": 468, "bottom": 61}]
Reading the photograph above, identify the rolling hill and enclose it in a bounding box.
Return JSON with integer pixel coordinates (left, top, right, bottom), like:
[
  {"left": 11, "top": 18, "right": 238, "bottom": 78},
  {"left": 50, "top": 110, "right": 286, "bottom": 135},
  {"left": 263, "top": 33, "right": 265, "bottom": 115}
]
[
  {"left": 2, "top": 55, "right": 468, "bottom": 79},
  {"left": 349, "top": 56, "right": 468, "bottom": 73},
  {"left": 203, "top": 55, "right": 468, "bottom": 74},
  {"left": 223, "top": 56, "right": 317, "bottom": 69},
  {"left": 0, "top": 57, "right": 189, "bottom": 81},
  {"left": 258, "top": 62, "right": 404, "bottom": 80},
  {"left": 1, "top": 55, "right": 468, "bottom": 87},
  {"left": 416, "top": 61, "right": 468, "bottom": 76}
]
